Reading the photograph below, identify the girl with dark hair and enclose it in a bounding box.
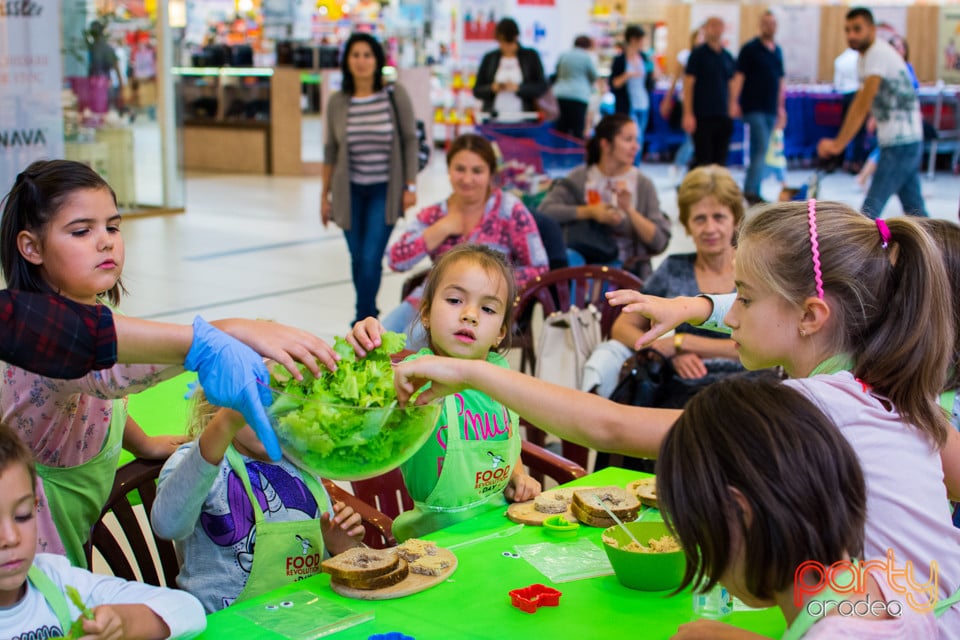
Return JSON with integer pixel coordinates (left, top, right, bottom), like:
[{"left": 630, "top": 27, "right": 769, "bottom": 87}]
[
  {"left": 0, "top": 160, "right": 340, "bottom": 569},
  {"left": 381, "top": 134, "right": 547, "bottom": 341},
  {"left": 321, "top": 32, "right": 419, "bottom": 324},
  {"left": 659, "top": 377, "right": 936, "bottom": 638},
  {"left": 473, "top": 18, "right": 548, "bottom": 121},
  {"left": 539, "top": 113, "right": 671, "bottom": 278}
]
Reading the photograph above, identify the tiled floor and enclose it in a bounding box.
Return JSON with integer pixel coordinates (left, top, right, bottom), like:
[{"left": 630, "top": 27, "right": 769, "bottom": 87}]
[{"left": 120, "top": 157, "right": 960, "bottom": 346}]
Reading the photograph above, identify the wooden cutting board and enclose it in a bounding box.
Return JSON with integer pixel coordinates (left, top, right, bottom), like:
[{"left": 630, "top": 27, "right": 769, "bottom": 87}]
[
  {"left": 505, "top": 486, "right": 594, "bottom": 525},
  {"left": 329, "top": 548, "right": 457, "bottom": 600}
]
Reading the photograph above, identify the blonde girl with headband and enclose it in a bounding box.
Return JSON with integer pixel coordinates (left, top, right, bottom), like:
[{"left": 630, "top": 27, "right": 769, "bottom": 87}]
[{"left": 392, "top": 201, "right": 960, "bottom": 638}]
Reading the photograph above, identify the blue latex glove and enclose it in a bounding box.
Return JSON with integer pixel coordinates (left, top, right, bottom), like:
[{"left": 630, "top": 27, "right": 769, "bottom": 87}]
[{"left": 183, "top": 316, "right": 282, "bottom": 461}]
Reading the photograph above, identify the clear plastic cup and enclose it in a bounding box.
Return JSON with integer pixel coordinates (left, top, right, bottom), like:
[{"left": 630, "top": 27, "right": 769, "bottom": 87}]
[{"left": 692, "top": 585, "right": 733, "bottom": 619}]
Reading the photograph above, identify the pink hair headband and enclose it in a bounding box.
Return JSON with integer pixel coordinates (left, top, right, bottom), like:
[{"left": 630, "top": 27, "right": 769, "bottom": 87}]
[
  {"left": 807, "top": 199, "right": 824, "bottom": 299},
  {"left": 876, "top": 219, "right": 891, "bottom": 249}
]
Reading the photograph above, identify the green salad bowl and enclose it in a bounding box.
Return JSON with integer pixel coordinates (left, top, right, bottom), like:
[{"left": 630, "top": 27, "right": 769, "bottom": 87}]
[{"left": 266, "top": 387, "right": 442, "bottom": 481}]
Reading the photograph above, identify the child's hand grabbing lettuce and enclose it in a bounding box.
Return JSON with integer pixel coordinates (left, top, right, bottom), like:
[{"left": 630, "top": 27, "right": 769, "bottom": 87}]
[
  {"left": 65, "top": 585, "right": 95, "bottom": 639},
  {"left": 267, "top": 332, "right": 439, "bottom": 479}
]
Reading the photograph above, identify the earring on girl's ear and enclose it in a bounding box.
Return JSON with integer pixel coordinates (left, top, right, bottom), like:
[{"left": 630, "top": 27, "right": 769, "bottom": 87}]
[{"left": 799, "top": 328, "right": 807, "bottom": 337}]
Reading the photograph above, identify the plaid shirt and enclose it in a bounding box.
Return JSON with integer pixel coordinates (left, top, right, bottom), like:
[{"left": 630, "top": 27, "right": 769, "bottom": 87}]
[{"left": 0, "top": 291, "right": 117, "bottom": 378}]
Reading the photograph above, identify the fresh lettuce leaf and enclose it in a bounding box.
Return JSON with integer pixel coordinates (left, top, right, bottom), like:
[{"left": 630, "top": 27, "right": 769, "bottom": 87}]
[
  {"left": 267, "top": 332, "right": 439, "bottom": 478},
  {"left": 65, "top": 585, "right": 94, "bottom": 639}
]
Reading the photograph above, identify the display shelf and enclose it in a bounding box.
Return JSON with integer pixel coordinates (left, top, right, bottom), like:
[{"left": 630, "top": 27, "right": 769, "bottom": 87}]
[{"left": 173, "top": 66, "right": 302, "bottom": 175}]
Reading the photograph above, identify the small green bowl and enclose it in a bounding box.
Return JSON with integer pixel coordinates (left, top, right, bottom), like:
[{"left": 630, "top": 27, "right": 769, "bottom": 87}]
[
  {"left": 601, "top": 521, "right": 685, "bottom": 591},
  {"left": 542, "top": 515, "right": 579, "bottom": 538}
]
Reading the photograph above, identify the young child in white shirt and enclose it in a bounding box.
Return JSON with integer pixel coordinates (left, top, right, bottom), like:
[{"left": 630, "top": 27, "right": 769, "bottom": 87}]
[{"left": 0, "top": 422, "right": 205, "bottom": 639}]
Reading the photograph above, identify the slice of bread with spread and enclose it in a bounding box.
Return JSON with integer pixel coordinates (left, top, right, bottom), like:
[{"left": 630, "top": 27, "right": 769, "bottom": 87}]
[
  {"left": 533, "top": 488, "right": 574, "bottom": 514},
  {"left": 571, "top": 486, "right": 641, "bottom": 527},
  {"left": 330, "top": 558, "right": 410, "bottom": 590},
  {"left": 396, "top": 538, "right": 438, "bottom": 562},
  {"left": 397, "top": 539, "right": 450, "bottom": 576},
  {"left": 321, "top": 547, "right": 400, "bottom": 583}
]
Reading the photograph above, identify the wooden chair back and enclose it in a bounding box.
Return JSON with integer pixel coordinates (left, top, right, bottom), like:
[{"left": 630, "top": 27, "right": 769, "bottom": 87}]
[
  {"left": 511, "top": 266, "right": 643, "bottom": 471},
  {"left": 322, "top": 479, "right": 397, "bottom": 549},
  {"left": 350, "top": 469, "right": 414, "bottom": 521},
  {"left": 84, "top": 458, "right": 180, "bottom": 588}
]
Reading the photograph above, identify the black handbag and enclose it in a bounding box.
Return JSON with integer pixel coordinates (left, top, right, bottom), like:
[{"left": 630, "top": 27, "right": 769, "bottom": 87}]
[
  {"left": 608, "top": 348, "right": 703, "bottom": 410},
  {"left": 596, "top": 348, "right": 708, "bottom": 473}
]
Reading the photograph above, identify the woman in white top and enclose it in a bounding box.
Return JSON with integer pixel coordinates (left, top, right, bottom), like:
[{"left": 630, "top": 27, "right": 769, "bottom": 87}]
[{"left": 473, "top": 18, "right": 548, "bottom": 122}]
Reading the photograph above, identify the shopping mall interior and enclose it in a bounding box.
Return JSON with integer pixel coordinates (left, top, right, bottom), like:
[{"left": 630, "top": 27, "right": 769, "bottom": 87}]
[{"left": 11, "top": 0, "right": 951, "bottom": 344}]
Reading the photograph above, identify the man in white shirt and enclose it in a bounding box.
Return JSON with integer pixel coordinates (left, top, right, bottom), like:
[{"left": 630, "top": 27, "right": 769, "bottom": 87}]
[
  {"left": 818, "top": 7, "right": 927, "bottom": 218},
  {"left": 833, "top": 47, "right": 869, "bottom": 172}
]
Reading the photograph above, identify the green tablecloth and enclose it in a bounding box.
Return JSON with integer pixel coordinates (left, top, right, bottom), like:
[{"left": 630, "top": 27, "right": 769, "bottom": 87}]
[{"left": 198, "top": 467, "right": 785, "bottom": 639}]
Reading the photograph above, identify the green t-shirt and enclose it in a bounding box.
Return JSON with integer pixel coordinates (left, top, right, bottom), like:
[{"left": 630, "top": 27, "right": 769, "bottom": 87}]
[{"left": 400, "top": 348, "right": 513, "bottom": 501}]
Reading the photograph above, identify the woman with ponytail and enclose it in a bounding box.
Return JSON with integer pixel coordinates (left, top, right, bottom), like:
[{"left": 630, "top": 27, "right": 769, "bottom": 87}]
[{"left": 538, "top": 113, "right": 671, "bottom": 278}]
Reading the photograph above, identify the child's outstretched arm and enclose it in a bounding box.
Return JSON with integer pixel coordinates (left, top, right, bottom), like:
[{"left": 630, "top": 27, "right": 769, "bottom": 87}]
[
  {"left": 78, "top": 603, "right": 171, "bottom": 640},
  {"left": 605, "top": 290, "right": 716, "bottom": 349},
  {"left": 121, "top": 416, "right": 188, "bottom": 460},
  {"left": 393, "top": 356, "right": 679, "bottom": 459},
  {"left": 152, "top": 408, "right": 247, "bottom": 541},
  {"left": 606, "top": 291, "right": 738, "bottom": 349},
  {"left": 210, "top": 318, "right": 340, "bottom": 378}
]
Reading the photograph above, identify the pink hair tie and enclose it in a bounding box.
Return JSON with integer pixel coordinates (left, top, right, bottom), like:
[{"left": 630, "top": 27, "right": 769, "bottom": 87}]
[
  {"left": 876, "top": 219, "right": 891, "bottom": 249},
  {"left": 807, "top": 199, "right": 824, "bottom": 299}
]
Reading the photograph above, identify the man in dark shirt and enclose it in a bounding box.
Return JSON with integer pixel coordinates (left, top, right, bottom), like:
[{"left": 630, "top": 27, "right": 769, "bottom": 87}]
[
  {"left": 729, "top": 11, "right": 786, "bottom": 204},
  {"left": 683, "top": 17, "right": 736, "bottom": 168}
]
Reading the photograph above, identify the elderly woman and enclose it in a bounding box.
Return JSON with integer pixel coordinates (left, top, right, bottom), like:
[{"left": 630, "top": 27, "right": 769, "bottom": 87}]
[
  {"left": 583, "top": 165, "right": 749, "bottom": 471},
  {"left": 538, "top": 113, "right": 671, "bottom": 279},
  {"left": 580, "top": 165, "right": 745, "bottom": 401},
  {"left": 381, "top": 134, "right": 548, "bottom": 336},
  {"left": 473, "top": 18, "right": 548, "bottom": 122}
]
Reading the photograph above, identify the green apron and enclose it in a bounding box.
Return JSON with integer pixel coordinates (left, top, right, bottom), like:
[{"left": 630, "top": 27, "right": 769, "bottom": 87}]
[
  {"left": 782, "top": 568, "right": 859, "bottom": 640},
  {"left": 224, "top": 446, "right": 328, "bottom": 602},
  {"left": 808, "top": 355, "right": 960, "bottom": 618},
  {"left": 392, "top": 395, "right": 520, "bottom": 542},
  {"left": 27, "top": 564, "right": 73, "bottom": 632},
  {"left": 36, "top": 398, "right": 126, "bottom": 568}
]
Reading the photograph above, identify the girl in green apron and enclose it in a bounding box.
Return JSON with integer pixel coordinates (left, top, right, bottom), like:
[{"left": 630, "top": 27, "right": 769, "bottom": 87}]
[
  {"left": 658, "top": 377, "right": 938, "bottom": 639},
  {"left": 0, "top": 160, "right": 345, "bottom": 569},
  {"left": 0, "top": 160, "right": 189, "bottom": 567},
  {"left": 151, "top": 391, "right": 366, "bottom": 613},
  {"left": 348, "top": 245, "right": 541, "bottom": 542},
  {"left": 0, "top": 422, "right": 206, "bottom": 639}
]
